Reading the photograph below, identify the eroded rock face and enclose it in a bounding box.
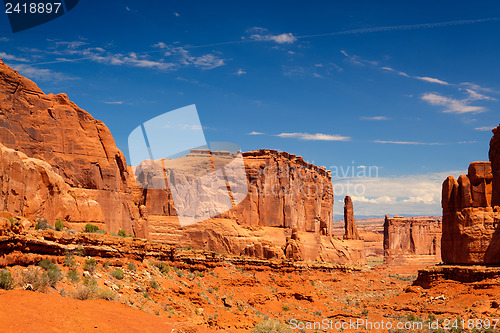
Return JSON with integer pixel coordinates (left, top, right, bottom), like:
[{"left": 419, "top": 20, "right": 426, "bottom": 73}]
[
  {"left": 142, "top": 149, "right": 334, "bottom": 234},
  {"left": 490, "top": 125, "right": 500, "bottom": 207},
  {"left": 383, "top": 215, "right": 442, "bottom": 265},
  {"left": 343, "top": 196, "right": 361, "bottom": 240},
  {"left": 0, "top": 60, "right": 145, "bottom": 235},
  {"left": 441, "top": 124, "right": 500, "bottom": 264}
]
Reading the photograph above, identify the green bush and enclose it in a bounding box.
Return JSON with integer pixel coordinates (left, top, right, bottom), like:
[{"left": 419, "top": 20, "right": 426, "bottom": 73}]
[
  {"left": 0, "top": 269, "right": 14, "bottom": 290},
  {"left": 83, "top": 258, "right": 97, "bottom": 274},
  {"left": 127, "top": 262, "right": 136, "bottom": 271},
  {"left": 102, "top": 261, "right": 111, "bottom": 269},
  {"left": 97, "top": 288, "right": 118, "bottom": 301},
  {"left": 282, "top": 305, "right": 290, "bottom": 311},
  {"left": 37, "top": 259, "right": 62, "bottom": 287},
  {"left": 21, "top": 267, "right": 50, "bottom": 291},
  {"left": 110, "top": 268, "right": 124, "bottom": 280},
  {"left": 252, "top": 319, "right": 293, "bottom": 333},
  {"left": 83, "top": 224, "right": 99, "bottom": 233},
  {"left": 154, "top": 261, "right": 171, "bottom": 275},
  {"left": 55, "top": 219, "right": 64, "bottom": 231},
  {"left": 117, "top": 229, "right": 127, "bottom": 237},
  {"left": 67, "top": 269, "right": 80, "bottom": 283}
]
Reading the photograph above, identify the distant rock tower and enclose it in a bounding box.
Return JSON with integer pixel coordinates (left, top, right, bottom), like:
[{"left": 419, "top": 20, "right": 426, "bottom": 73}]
[{"left": 344, "top": 196, "right": 361, "bottom": 240}]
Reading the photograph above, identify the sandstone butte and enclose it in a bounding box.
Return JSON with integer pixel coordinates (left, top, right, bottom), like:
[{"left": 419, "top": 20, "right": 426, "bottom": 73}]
[
  {"left": 383, "top": 215, "right": 441, "bottom": 265},
  {"left": 441, "top": 123, "right": 500, "bottom": 264},
  {"left": 0, "top": 60, "right": 366, "bottom": 265}
]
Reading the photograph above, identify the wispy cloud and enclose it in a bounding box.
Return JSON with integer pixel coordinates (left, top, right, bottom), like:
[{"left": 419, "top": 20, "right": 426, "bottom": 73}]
[
  {"left": 236, "top": 68, "right": 246, "bottom": 76},
  {"left": 9, "top": 63, "right": 77, "bottom": 81},
  {"left": 247, "top": 27, "right": 297, "bottom": 44},
  {"left": 421, "top": 93, "right": 485, "bottom": 114},
  {"left": 26, "top": 40, "right": 226, "bottom": 72},
  {"left": 0, "top": 52, "right": 30, "bottom": 62},
  {"left": 381, "top": 66, "right": 409, "bottom": 77},
  {"left": 277, "top": 132, "right": 351, "bottom": 141},
  {"left": 341, "top": 50, "right": 378, "bottom": 66},
  {"left": 474, "top": 126, "right": 494, "bottom": 131},
  {"left": 248, "top": 131, "right": 264, "bottom": 135},
  {"left": 415, "top": 76, "right": 449, "bottom": 85},
  {"left": 374, "top": 140, "right": 443, "bottom": 145},
  {"left": 300, "top": 18, "right": 499, "bottom": 40},
  {"left": 104, "top": 101, "right": 124, "bottom": 105},
  {"left": 173, "top": 12, "right": 180, "bottom": 17},
  {"left": 360, "top": 116, "right": 390, "bottom": 121},
  {"left": 0, "top": 37, "right": 9, "bottom": 42},
  {"left": 465, "top": 88, "right": 496, "bottom": 101}
]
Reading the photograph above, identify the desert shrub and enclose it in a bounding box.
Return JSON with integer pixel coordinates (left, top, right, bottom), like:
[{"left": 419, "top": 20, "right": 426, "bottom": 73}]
[
  {"left": 67, "top": 269, "right": 80, "bottom": 283},
  {"left": 117, "top": 229, "right": 127, "bottom": 237},
  {"left": 96, "top": 288, "right": 118, "bottom": 301},
  {"left": 8, "top": 217, "right": 19, "bottom": 227},
  {"left": 55, "top": 219, "right": 64, "bottom": 231},
  {"left": 102, "top": 261, "right": 111, "bottom": 269},
  {"left": 83, "top": 224, "right": 99, "bottom": 233},
  {"left": 154, "top": 261, "right": 170, "bottom": 275},
  {"left": 252, "top": 319, "right": 293, "bottom": 333},
  {"left": 73, "top": 282, "right": 97, "bottom": 300},
  {"left": 37, "top": 259, "right": 62, "bottom": 287},
  {"left": 0, "top": 269, "right": 14, "bottom": 290},
  {"left": 73, "top": 279, "right": 117, "bottom": 301},
  {"left": 83, "top": 258, "right": 97, "bottom": 274},
  {"left": 150, "top": 280, "right": 159, "bottom": 290},
  {"left": 110, "top": 268, "right": 124, "bottom": 280},
  {"left": 127, "top": 262, "right": 136, "bottom": 271},
  {"left": 63, "top": 253, "right": 75, "bottom": 267},
  {"left": 35, "top": 218, "right": 52, "bottom": 230},
  {"left": 21, "top": 267, "right": 50, "bottom": 291},
  {"left": 282, "top": 305, "right": 290, "bottom": 311}
]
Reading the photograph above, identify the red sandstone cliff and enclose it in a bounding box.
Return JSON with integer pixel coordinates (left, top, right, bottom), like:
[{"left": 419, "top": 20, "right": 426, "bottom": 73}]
[
  {"left": 0, "top": 60, "right": 147, "bottom": 236},
  {"left": 441, "top": 124, "right": 500, "bottom": 264},
  {"left": 383, "top": 215, "right": 441, "bottom": 265}
]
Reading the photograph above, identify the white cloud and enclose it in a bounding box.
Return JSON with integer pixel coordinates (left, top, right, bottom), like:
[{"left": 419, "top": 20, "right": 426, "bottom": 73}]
[
  {"left": 332, "top": 170, "right": 465, "bottom": 217},
  {"left": 0, "top": 52, "right": 29, "bottom": 62},
  {"left": 248, "top": 27, "right": 297, "bottom": 44},
  {"left": 360, "top": 116, "right": 389, "bottom": 121},
  {"left": 40, "top": 41, "right": 226, "bottom": 71},
  {"left": 465, "top": 89, "right": 496, "bottom": 101},
  {"left": 248, "top": 131, "right": 264, "bottom": 135},
  {"left": 340, "top": 50, "right": 378, "bottom": 66},
  {"left": 474, "top": 126, "right": 494, "bottom": 131},
  {"left": 277, "top": 132, "right": 351, "bottom": 141},
  {"left": 421, "top": 93, "right": 485, "bottom": 114},
  {"left": 416, "top": 76, "right": 449, "bottom": 85},
  {"left": 125, "top": 6, "right": 130, "bottom": 11},
  {"left": 374, "top": 140, "right": 443, "bottom": 145},
  {"left": 236, "top": 69, "right": 246, "bottom": 76},
  {"left": 104, "top": 101, "right": 124, "bottom": 105},
  {"left": 9, "top": 64, "right": 76, "bottom": 81},
  {"left": 0, "top": 37, "right": 9, "bottom": 42},
  {"left": 381, "top": 66, "right": 409, "bottom": 77},
  {"left": 174, "top": 12, "right": 180, "bottom": 17}
]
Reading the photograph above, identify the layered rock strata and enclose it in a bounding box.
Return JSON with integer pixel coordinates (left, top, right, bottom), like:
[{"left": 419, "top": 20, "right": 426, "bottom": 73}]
[{"left": 383, "top": 215, "right": 442, "bottom": 264}]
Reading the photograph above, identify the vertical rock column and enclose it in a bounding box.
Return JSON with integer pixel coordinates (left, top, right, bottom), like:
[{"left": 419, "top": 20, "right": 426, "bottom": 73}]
[{"left": 343, "top": 196, "right": 361, "bottom": 240}]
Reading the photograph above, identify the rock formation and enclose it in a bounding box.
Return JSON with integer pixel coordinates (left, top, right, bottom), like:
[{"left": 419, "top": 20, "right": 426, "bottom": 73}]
[
  {"left": 383, "top": 215, "right": 442, "bottom": 264},
  {"left": 441, "top": 124, "right": 500, "bottom": 264},
  {"left": 0, "top": 60, "right": 147, "bottom": 236},
  {"left": 343, "top": 196, "right": 361, "bottom": 240},
  {"left": 0, "top": 60, "right": 366, "bottom": 264}
]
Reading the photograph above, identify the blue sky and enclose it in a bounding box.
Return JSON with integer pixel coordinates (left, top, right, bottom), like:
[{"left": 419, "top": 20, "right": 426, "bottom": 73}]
[{"left": 1, "top": 0, "right": 499, "bottom": 217}]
